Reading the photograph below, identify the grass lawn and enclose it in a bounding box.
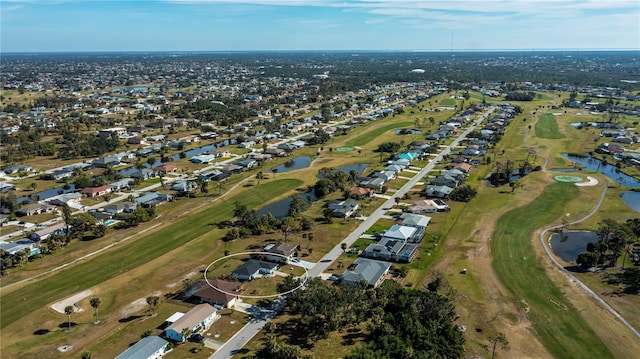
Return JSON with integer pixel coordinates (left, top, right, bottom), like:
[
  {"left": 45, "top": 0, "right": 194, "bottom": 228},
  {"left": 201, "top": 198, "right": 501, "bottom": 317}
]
[
  {"left": 344, "top": 121, "right": 414, "bottom": 147},
  {"left": 439, "top": 98, "right": 456, "bottom": 107},
  {"left": 491, "top": 182, "right": 613, "bottom": 358},
  {"left": 0, "top": 179, "right": 303, "bottom": 330},
  {"left": 535, "top": 113, "right": 565, "bottom": 139}
]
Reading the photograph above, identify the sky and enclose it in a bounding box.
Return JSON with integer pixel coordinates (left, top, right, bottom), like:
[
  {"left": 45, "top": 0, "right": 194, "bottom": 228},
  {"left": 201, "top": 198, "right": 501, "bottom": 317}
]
[{"left": 1, "top": 0, "right": 639, "bottom": 52}]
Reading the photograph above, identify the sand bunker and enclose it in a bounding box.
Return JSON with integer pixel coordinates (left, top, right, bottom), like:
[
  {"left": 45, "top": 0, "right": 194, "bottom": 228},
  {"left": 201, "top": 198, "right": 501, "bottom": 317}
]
[
  {"left": 575, "top": 176, "right": 599, "bottom": 187},
  {"left": 51, "top": 290, "right": 92, "bottom": 314}
]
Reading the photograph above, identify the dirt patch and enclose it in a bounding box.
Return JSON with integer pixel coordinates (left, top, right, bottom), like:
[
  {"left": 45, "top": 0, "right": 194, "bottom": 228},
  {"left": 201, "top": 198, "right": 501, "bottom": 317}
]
[
  {"left": 120, "top": 291, "right": 162, "bottom": 317},
  {"left": 51, "top": 289, "right": 92, "bottom": 314}
]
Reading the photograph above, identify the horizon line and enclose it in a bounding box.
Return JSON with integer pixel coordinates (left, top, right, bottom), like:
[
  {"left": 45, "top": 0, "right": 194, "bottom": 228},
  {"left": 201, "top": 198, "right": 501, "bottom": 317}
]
[{"left": 2, "top": 48, "right": 640, "bottom": 55}]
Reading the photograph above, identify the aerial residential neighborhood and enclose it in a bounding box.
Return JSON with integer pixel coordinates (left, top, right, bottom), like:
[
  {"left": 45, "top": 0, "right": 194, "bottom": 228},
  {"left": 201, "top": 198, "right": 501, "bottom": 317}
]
[{"left": 1, "top": 1, "right": 640, "bottom": 359}]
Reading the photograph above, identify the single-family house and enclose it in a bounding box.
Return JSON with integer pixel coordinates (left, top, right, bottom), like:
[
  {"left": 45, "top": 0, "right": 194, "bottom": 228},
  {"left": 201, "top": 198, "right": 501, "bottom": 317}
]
[
  {"left": 130, "top": 169, "right": 158, "bottom": 180},
  {"left": 398, "top": 213, "right": 431, "bottom": 229},
  {"left": 239, "top": 141, "right": 256, "bottom": 148},
  {"left": 384, "top": 165, "right": 404, "bottom": 174},
  {"left": 153, "top": 164, "right": 178, "bottom": 175},
  {"left": 373, "top": 171, "right": 396, "bottom": 182},
  {"left": 0, "top": 239, "right": 41, "bottom": 257},
  {"left": 221, "top": 164, "right": 244, "bottom": 174},
  {"left": 356, "top": 177, "right": 386, "bottom": 190},
  {"left": 98, "top": 127, "right": 127, "bottom": 138},
  {"left": 363, "top": 238, "right": 405, "bottom": 261},
  {"left": 431, "top": 175, "right": 459, "bottom": 188},
  {"left": 191, "top": 154, "right": 217, "bottom": 164},
  {"left": 110, "top": 178, "right": 135, "bottom": 191},
  {"left": 198, "top": 170, "right": 229, "bottom": 182},
  {"left": 192, "top": 280, "right": 242, "bottom": 309},
  {"left": 380, "top": 224, "right": 422, "bottom": 243},
  {"left": 388, "top": 159, "right": 411, "bottom": 168},
  {"left": 16, "top": 203, "right": 57, "bottom": 217},
  {"left": 397, "top": 152, "right": 420, "bottom": 161},
  {"left": 265, "top": 148, "right": 289, "bottom": 157},
  {"left": 264, "top": 242, "right": 298, "bottom": 263},
  {"left": 164, "top": 304, "right": 219, "bottom": 342},
  {"left": 115, "top": 336, "right": 170, "bottom": 359},
  {"left": 0, "top": 182, "right": 16, "bottom": 193},
  {"left": 47, "top": 193, "right": 83, "bottom": 207},
  {"left": 235, "top": 159, "right": 257, "bottom": 169},
  {"left": 327, "top": 199, "right": 360, "bottom": 218},
  {"left": 81, "top": 185, "right": 113, "bottom": 198},
  {"left": 440, "top": 168, "right": 466, "bottom": 180},
  {"left": 134, "top": 192, "right": 173, "bottom": 207},
  {"left": 342, "top": 258, "right": 391, "bottom": 288},
  {"left": 103, "top": 202, "right": 137, "bottom": 215},
  {"left": 349, "top": 186, "right": 373, "bottom": 199},
  {"left": 409, "top": 199, "right": 449, "bottom": 213},
  {"left": 92, "top": 156, "right": 120, "bottom": 168},
  {"left": 52, "top": 168, "right": 74, "bottom": 181},
  {"left": 231, "top": 259, "right": 279, "bottom": 281},
  {"left": 453, "top": 163, "right": 472, "bottom": 173},
  {"left": 424, "top": 185, "right": 453, "bottom": 198},
  {"left": 127, "top": 136, "right": 148, "bottom": 145},
  {"left": 172, "top": 180, "right": 197, "bottom": 192},
  {"left": 2, "top": 165, "right": 35, "bottom": 174}
]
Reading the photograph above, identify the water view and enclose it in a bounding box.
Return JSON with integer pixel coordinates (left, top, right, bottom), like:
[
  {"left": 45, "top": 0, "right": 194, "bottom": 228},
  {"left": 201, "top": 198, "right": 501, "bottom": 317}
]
[
  {"left": 621, "top": 191, "right": 640, "bottom": 212},
  {"left": 317, "top": 163, "right": 369, "bottom": 179},
  {"left": 270, "top": 156, "right": 312, "bottom": 173},
  {"left": 550, "top": 231, "right": 599, "bottom": 262},
  {"left": 561, "top": 154, "right": 640, "bottom": 187},
  {"left": 256, "top": 190, "right": 318, "bottom": 218}
]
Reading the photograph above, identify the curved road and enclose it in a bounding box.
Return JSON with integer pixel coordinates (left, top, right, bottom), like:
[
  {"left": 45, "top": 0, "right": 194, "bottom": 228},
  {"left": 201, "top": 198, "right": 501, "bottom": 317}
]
[
  {"left": 538, "top": 176, "right": 640, "bottom": 339},
  {"left": 209, "top": 106, "right": 497, "bottom": 358}
]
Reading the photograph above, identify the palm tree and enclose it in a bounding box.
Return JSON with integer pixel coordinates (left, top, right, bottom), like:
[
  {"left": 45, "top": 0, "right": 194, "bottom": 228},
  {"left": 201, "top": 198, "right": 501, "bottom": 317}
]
[
  {"left": 256, "top": 171, "right": 264, "bottom": 185},
  {"left": 64, "top": 305, "right": 74, "bottom": 331},
  {"left": 90, "top": 297, "right": 101, "bottom": 324},
  {"left": 146, "top": 296, "right": 159, "bottom": 315}
]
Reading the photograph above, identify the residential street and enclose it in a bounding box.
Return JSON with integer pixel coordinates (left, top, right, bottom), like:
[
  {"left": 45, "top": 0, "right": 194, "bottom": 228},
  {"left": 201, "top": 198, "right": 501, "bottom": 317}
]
[{"left": 209, "top": 106, "right": 495, "bottom": 358}]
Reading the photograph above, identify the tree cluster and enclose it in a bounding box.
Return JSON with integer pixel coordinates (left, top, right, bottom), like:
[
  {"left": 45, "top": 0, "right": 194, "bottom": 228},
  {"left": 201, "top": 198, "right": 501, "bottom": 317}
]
[
  {"left": 576, "top": 218, "right": 638, "bottom": 270},
  {"left": 258, "top": 279, "right": 464, "bottom": 359}
]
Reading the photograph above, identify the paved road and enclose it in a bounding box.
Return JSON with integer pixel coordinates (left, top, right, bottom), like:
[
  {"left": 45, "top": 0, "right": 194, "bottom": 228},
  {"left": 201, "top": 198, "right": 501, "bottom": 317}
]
[{"left": 209, "top": 106, "right": 496, "bottom": 358}]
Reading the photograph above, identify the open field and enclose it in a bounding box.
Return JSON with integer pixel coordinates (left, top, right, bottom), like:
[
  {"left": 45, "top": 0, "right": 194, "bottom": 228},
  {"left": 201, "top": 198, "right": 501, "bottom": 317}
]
[{"left": 0, "top": 179, "right": 304, "bottom": 330}]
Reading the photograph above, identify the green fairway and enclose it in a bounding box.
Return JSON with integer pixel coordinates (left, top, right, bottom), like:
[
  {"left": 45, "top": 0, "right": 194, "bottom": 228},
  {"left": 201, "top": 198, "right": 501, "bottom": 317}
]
[
  {"left": 344, "top": 121, "right": 413, "bottom": 147},
  {"left": 491, "top": 182, "right": 613, "bottom": 358},
  {"left": 0, "top": 179, "right": 303, "bottom": 330},
  {"left": 535, "top": 113, "right": 565, "bottom": 139}
]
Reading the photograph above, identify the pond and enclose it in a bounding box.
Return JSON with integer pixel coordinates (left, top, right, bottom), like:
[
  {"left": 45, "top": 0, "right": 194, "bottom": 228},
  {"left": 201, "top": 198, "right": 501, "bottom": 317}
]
[
  {"left": 270, "top": 156, "right": 312, "bottom": 173},
  {"left": 561, "top": 154, "right": 640, "bottom": 187},
  {"left": 393, "top": 129, "right": 421, "bottom": 135},
  {"left": 549, "top": 231, "right": 599, "bottom": 262},
  {"left": 621, "top": 191, "right": 640, "bottom": 212},
  {"left": 256, "top": 190, "right": 318, "bottom": 219},
  {"left": 317, "top": 163, "right": 369, "bottom": 179}
]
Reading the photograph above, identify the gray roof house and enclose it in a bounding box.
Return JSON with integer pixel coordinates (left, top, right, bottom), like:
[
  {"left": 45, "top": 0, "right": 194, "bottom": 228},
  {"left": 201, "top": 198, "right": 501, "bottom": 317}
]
[
  {"left": 424, "top": 185, "right": 453, "bottom": 198},
  {"left": 398, "top": 213, "right": 431, "bottom": 229},
  {"left": 134, "top": 192, "right": 173, "bottom": 207},
  {"left": 327, "top": 199, "right": 359, "bottom": 218},
  {"left": 380, "top": 224, "right": 422, "bottom": 243},
  {"left": 342, "top": 258, "right": 391, "bottom": 288},
  {"left": 231, "top": 259, "right": 279, "bottom": 281},
  {"left": 431, "top": 175, "right": 459, "bottom": 188},
  {"left": 115, "top": 336, "right": 170, "bottom": 359}
]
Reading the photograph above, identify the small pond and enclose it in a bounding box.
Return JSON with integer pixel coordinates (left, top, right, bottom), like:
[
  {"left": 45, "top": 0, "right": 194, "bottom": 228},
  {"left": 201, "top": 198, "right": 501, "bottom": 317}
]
[
  {"left": 256, "top": 190, "right": 318, "bottom": 219},
  {"left": 550, "top": 231, "right": 599, "bottom": 262},
  {"left": 621, "top": 191, "right": 640, "bottom": 212},
  {"left": 393, "top": 129, "right": 421, "bottom": 135},
  {"left": 270, "top": 156, "right": 312, "bottom": 173},
  {"left": 561, "top": 154, "right": 640, "bottom": 187}
]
